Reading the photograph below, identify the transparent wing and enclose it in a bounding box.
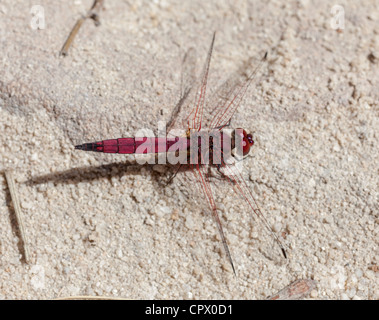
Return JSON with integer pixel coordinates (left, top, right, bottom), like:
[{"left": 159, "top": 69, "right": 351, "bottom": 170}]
[
  {"left": 167, "top": 33, "right": 216, "bottom": 136},
  {"left": 219, "top": 156, "right": 287, "bottom": 258},
  {"left": 166, "top": 47, "right": 197, "bottom": 136},
  {"left": 203, "top": 52, "right": 268, "bottom": 130},
  {"left": 172, "top": 157, "right": 286, "bottom": 273},
  {"left": 191, "top": 162, "right": 236, "bottom": 274}
]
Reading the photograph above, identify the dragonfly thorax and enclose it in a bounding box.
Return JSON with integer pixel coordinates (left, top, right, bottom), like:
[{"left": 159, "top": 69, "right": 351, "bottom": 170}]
[{"left": 187, "top": 128, "right": 254, "bottom": 165}]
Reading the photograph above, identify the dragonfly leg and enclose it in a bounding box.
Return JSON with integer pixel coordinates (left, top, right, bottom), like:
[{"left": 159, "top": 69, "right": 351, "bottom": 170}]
[
  {"left": 213, "top": 119, "right": 231, "bottom": 130},
  {"left": 213, "top": 164, "right": 236, "bottom": 185},
  {"left": 166, "top": 164, "right": 183, "bottom": 184},
  {"left": 231, "top": 154, "right": 245, "bottom": 163}
]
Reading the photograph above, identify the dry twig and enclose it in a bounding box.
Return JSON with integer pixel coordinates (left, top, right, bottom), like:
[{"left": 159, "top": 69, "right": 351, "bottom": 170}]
[
  {"left": 5, "top": 171, "right": 30, "bottom": 263},
  {"left": 55, "top": 296, "right": 126, "bottom": 300},
  {"left": 60, "top": 0, "right": 104, "bottom": 56},
  {"left": 267, "top": 279, "right": 316, "bottom": 300}
]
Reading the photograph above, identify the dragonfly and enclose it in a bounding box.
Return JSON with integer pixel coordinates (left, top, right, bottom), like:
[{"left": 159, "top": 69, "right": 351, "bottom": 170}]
[{"left": 75, "top": 33, "right": 287, "bottom": 274}]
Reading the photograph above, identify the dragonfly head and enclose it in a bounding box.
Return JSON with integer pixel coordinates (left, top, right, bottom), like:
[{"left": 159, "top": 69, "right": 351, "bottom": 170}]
[{"left": 232, "top": 128, "right": 254, "bottom": 156}]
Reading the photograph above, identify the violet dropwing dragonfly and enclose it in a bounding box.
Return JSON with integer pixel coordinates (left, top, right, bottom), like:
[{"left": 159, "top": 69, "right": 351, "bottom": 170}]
[{"left": 75, "top": 33, "right": 287, "bottom": 274}]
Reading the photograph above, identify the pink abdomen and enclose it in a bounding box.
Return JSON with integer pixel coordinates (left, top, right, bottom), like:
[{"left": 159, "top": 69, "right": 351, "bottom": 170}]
[{"left": 75, "top": 137, "right": 189, "bottom": 154}]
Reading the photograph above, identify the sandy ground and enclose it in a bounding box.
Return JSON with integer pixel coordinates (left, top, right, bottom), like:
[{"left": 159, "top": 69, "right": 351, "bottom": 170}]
[{"left": 0, "top": 0, "right": 378, "bottom": 299}]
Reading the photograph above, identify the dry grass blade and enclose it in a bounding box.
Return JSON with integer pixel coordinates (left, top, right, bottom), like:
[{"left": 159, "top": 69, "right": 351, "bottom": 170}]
[
  {"left": 60, "top": 0, "right": 105, "bottom": 56},
  {"left": 55, "top": 296, "right": 127, "bottom": 300},
  {"left": 267, "top": 279, "right": 316, "bottom": 300},
  {"left": 4, "top": 170, "right": 30, "bottom": 263}
]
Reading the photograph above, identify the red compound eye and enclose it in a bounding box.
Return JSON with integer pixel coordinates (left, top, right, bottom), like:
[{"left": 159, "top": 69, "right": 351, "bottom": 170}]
[
  {"left": 244, "top": 132, "right": 254, "bottom": 155},
  {"left": 235, "top": 129, "right": 254, "bottom": 156}
]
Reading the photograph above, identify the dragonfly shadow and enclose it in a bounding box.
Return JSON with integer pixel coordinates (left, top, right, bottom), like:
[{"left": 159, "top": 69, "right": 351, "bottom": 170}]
[
  {"left": 25, "top": 150, "right": 189, "bottom": 189},
  {"left": 25, "top": 161, "right": 170, "bottom": 186}
]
